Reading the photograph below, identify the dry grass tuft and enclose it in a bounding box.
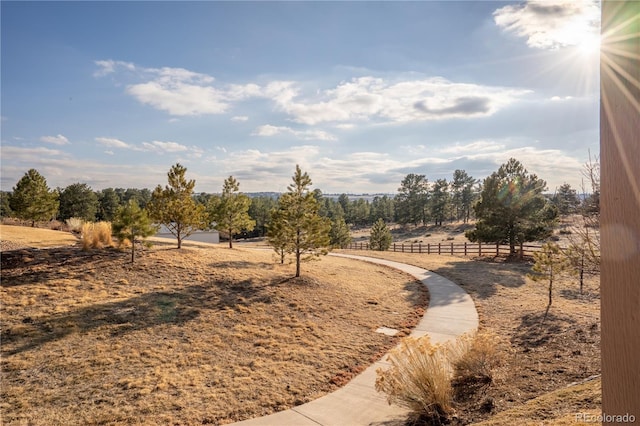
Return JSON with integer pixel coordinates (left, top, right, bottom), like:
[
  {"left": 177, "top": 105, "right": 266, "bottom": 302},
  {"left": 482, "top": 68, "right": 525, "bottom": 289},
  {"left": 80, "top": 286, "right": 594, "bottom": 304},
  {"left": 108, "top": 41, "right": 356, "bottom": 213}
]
[
  {"left": 375, "top": 335, "right": 470, "bottom": 423},
  {"left": 65, "top": 217, "right": 84, "bottom": 233},
  {"left": 454, "top": 331, "right": 505, "bottom": 385},
  {"left": 81, "top": 221, "right": 113, "bottom": 249}
]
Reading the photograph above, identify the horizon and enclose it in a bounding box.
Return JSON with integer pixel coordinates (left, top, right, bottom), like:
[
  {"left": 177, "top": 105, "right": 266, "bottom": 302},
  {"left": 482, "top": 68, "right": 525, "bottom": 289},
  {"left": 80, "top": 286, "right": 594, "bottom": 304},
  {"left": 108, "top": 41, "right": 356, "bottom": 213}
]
[{"left": 1, "top": 1, "right": 600, "bottom": 194}]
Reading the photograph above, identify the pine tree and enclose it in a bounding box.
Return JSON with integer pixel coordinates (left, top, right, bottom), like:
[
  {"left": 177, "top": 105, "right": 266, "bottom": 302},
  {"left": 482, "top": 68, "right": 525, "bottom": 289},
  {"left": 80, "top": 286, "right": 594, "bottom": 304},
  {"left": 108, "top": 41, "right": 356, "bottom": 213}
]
[
  {"left": 267, "top": 165, "right": 331, "bottom": 277},
  {"left": 370, "top": 218, "right": 392, "bottom": 251},
  {"left": 430, "top": 178, "right": 450, "bottom": 226},
  {"left": 395, "top": 174, "right": 429, "bottom": 226},
  {"left": 528, "top": 243, "right": 572, "bottom": 321},
  {"left": 208, "top": 176, "right": 256, "bottom": 248},
  {"left": 9, "top": 169, "right": 59, "bottom": 226},
  {"left": 552, "top": 183, "right": 581, "bottom": 215},
  {"left": 58, "top": 183, "right": 99, "bottom": 221},
  {"left": 147, "top": 163, "right": 208, "bottom": 249},
  {"left": 451, "top": 169, "right": 478, "bottom": 223},
  {"left": 112, "top": 200, "right": 158, "bottom": 263},
  {"left": 329, "top": 216, "right": 352, "bottom": 248},
  {"left": 466, "top": 158, "right": 557, "bottom": 255}
]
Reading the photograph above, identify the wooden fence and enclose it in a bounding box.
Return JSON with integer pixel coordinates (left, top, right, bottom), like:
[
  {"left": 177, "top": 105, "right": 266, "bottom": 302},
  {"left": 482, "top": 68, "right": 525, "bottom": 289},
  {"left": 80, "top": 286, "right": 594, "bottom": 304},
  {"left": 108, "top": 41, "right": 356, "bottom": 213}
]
[{"left": 346, "top": 241, "right": 542, "bottom": 258}]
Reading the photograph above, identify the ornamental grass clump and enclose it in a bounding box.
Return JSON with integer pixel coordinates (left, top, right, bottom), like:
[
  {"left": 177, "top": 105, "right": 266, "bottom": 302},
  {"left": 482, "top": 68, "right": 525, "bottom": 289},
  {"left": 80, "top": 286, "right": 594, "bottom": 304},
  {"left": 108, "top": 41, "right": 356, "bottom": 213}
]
[
  {"left": 81, "top": 221, "right": 113, "bottom": 250},
  {"left": 375, "top": 335, "right": 471, "bottom": 424}
]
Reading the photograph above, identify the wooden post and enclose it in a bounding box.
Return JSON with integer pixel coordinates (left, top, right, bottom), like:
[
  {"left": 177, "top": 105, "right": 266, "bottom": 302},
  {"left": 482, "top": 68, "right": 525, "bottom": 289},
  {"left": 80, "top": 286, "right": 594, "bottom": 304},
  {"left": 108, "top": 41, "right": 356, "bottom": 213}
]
[
  {"left": 411, "top": 243, "right": 413, "bottom": 253},
  {"left": 393, "top": 243, "right": 396, "bottom": 252},
  {"left": 478, "top": 243, "right": 481, "bottom": 256},
  {"left": 427, "top": 243, "right": 431, "bottom": 254},
  {"left": 438, "top": 243, "right": 441, "bottom": 255},
  {"left": 519, "top": 242, "right": 524, "bottom": 260},
  {"left": 600, "top": 1, "right": 640, "bottom": 421},
  {"left": 464, "top": 242, "right": 467, "bottom": 256},
  {"left": 450, "top": 242, "right": 453, "bottom": 255},
  {"left": 419, "top": 243, "right": 422, "bottom": 253},
  {"left": 496, "top": 243, "right": 499, "bottom": 256}
]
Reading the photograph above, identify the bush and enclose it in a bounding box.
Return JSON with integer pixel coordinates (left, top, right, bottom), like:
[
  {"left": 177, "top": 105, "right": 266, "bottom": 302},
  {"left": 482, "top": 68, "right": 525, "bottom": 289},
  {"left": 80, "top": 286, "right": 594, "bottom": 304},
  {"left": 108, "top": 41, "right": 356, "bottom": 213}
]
[
  {"left": 375, "top": 335, "right": 470, "bottom": 423},
  {"left": 453, "top": 331, "right": 504, "bottom": 385},
  {"left": 81, "top": 222, "right": 113, "bottom": 250}
]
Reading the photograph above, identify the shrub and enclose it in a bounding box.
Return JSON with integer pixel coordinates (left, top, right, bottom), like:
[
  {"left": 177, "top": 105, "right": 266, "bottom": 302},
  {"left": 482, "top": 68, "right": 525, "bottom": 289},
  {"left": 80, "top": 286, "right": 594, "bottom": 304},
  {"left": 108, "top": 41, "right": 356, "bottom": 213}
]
[
  {"left": 66, "top": 217, "right": 84, "bottom": 233},
  {"left": 81, "top": 221, "right": 113, "bottom": 250},
  {"left": 375, "top": 335, "right": 470, "bottom": 423},
  {"left": 453, "top": 331, "right": 504, "bottom": 385}
]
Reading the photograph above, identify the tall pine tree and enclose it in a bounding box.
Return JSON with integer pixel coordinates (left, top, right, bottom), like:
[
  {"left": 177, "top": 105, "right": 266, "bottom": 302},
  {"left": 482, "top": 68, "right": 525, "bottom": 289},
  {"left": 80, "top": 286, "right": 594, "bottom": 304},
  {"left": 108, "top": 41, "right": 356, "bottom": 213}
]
[
  {"left": 466, "top": 158, "right": 557, "bottom": 254},
  {"left": 267, "top": 165, "right": 331, "bottom": 277},
  {"left": 208, "top": 176, "right": 255, "bottom": 248},
  {"left": 9, "top": 169, "right": 59, "bottom": 226}
]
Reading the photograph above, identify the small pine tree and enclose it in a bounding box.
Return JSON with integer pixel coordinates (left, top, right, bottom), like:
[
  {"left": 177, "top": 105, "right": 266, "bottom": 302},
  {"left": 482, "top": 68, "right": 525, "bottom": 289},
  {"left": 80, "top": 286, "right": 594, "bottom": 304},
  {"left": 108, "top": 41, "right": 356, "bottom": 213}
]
[
  {"left": 370, "top": 218, "right": 392, "bottom": 251},
  {"left": 9, "top": 169, "right": 59, "bottom": 226},
  {"left": 329, "top": 216, "right": 352, "bottom": 248},
  {"left": 112, "top": 200, "right": 158, "bottom": 263},
  {"left": 147, "top": 163, "right": 208, "bottom": 249},
  {"left": 208, "top": 176, "right": 256, "bottom": 248},
  {"left": 528, "top": 242, "right": 572, "bottom": 321}
]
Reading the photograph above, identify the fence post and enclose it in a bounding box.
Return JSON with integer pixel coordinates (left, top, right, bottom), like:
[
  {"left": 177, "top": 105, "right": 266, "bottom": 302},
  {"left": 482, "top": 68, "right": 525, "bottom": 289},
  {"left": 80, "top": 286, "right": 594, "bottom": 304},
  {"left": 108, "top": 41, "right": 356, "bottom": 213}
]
[
  {"left": 519, "top": 242, "right": 524, "bottom": 260},
  {"left": 438, "top": 243, "right": 441, "bottom": 255},
  {"left": 479, "top": 243, "right": 481, "bottom": 256},
  {"left": 411, "top": 243, "right": 414, "bottom": 253},
  {"left": 419, "top": 243, "right": 422, "bottom": 253},
  {"left": 464, "top": 242, "right": 467, "bottom": 256},
  {"left": 496, "top": 243, "right": 499, "bottom": 256},
  {"left": 451, "top": 242, "right": 454, "bottom": 255},
  {"left": 402, "top": 243, "right": 405, "bottom": 253},
  {"left": 427, "top": 243, "right": 431, "bottom": 254},
  {"left": 393, "top": 243, "right": 396, "bottom": 252}
]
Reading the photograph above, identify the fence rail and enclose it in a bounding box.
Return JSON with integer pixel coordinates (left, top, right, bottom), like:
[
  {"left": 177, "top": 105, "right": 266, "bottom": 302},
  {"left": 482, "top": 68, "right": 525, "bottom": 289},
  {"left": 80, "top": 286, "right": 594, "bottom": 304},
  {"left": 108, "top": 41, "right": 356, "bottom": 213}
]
[{"left": 346, "top": 241, "right": 542, "bottom": 258}]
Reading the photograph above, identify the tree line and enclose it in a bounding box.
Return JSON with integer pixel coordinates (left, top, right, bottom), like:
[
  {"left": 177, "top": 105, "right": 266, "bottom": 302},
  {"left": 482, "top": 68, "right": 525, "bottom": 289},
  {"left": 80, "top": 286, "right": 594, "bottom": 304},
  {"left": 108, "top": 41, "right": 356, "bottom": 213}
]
[{"left": 2, "top": 157, "right": 597, "bottom": 275}]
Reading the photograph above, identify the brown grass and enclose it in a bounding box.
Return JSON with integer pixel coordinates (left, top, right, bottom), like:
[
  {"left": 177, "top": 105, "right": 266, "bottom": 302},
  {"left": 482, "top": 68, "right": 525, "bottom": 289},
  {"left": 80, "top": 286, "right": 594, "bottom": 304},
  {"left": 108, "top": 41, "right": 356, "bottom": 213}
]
[
  {"left": 80, "top": 221, "right": 114, "bottom": 249},
  {"left": 340, "top": 248, "right": 600, "bottom": 424},
  {"left": 1, "top": 228, "right": 428, "bottom": 425},
  {"left": 0, "top": 224, "right": 78, "bottom": 249}
]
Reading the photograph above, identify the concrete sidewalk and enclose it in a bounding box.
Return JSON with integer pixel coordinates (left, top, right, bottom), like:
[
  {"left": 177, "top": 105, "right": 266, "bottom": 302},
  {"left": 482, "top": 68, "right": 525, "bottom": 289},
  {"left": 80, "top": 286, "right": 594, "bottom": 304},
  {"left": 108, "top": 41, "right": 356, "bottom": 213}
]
[{"left": 231, "top": 253, "right": 479, "bottom": 426}]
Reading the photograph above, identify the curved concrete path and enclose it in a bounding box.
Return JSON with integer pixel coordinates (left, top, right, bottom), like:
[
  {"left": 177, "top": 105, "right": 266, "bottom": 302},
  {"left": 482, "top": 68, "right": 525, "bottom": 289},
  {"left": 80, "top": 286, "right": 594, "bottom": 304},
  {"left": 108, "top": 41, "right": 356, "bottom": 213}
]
[{"left": 232, "top": 253, "right": 479, "bottom": 426}]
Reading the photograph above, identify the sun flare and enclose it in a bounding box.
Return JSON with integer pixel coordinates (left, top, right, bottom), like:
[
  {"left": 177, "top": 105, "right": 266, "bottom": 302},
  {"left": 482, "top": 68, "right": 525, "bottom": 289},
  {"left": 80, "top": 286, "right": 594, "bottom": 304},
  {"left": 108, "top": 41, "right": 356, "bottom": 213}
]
[{"left": 577, "top": 33, "right": 602, "bottom": 57}]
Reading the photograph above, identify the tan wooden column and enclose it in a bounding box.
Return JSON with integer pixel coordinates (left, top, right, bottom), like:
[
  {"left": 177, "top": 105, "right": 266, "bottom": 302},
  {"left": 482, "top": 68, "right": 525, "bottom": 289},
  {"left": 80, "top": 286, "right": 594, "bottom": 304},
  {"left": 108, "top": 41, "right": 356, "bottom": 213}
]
[{"left": 600, "top": 1, "right": 640, "bottom": 422}]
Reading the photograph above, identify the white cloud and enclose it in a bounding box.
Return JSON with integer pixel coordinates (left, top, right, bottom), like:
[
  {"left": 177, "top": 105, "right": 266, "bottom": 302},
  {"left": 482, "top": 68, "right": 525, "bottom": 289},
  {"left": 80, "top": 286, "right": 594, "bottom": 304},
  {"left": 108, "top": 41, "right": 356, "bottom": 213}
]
[
  {"left": 440, "top": 140, "right": 506, "bottom": 155},
  {"left": 93, "top": 59, "right": 136, "bottom": 77},
  {"left": 550, "top": 95, "right": 574, "bottom": 101},
  {"left": 141, "top": 140, "right": 189, "bottom": 153},
  {"left": 40, "top": 134, "right": 70, "bottom": 145},
  {"left": 494, "top": 0, "right": 600, "bottom": 50},
  {"left": 264, "top": 76, "right": 530, "bottom": 125},
  {"left": 252, "top": 125, "right": 337, "bottom": 141},
  {"left": 95, "top": 137, "right": 132, "bottom": 149},
  {"left": 104, "top": 150, "right": 115, "bottom": 156},
  {"left": 231, "top": 116, "right": 249, "bottom": 122},
  {"left": 97, "top": 60, "right": 528, "bottom": 124}
]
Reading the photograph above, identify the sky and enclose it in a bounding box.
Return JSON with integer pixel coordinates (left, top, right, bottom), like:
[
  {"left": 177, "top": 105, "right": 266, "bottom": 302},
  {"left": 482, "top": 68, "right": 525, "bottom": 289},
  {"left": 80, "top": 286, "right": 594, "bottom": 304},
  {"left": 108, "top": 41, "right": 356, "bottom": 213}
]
[{"left": 1, "top": 1, "right": 601, "bottom": 194}]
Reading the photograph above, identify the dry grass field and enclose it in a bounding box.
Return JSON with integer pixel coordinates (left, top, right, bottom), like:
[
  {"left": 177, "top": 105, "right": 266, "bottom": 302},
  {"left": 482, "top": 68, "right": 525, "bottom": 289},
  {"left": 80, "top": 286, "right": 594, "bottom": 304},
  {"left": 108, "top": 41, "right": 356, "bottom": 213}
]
[
  {"left": 1, "top": 226, "right": 428, "bottom": 425},
  {"left": 341, "top": 249, "right": 601, "bottom": 424}
]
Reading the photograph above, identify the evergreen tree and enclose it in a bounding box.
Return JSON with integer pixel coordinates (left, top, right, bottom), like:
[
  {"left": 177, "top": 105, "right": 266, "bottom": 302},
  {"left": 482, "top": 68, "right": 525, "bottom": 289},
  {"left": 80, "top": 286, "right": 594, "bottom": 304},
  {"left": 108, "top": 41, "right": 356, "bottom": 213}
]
[
  {"left": 9, "top": 169, "right": 59, "bottom": 226},
  {"left": 395, "top": 174, "right": 429, "bottom": 226},
  {"left": 58, "top": 183, "right": 99, "bottom": 221},
  {"left": 266, "top": 205, "right": 292, "bottom": 264},
  {"left": 267, "top": 165, "right": 331, "bottom": 277},
  {"left": 208, "top": 176, "right": 256, "bottom": 248},
  {"left": 369, "top": 218, "right": 392, "bottom": 251},
  {"left": 370, "top": 195, "right": 394, "bottom": 223},
  {"left": 147, "top": 163, "right": 208, "bottom": 249},
  {"left": 528, "top": 242, "right": 572, "bottom": 321},
  {"left": 97, "top": 188, "right": 121, "bottom": 221},
  {"left": 1, "top": 191, "right": 14, "bottom": 218},
  {"left": 248, "top": 196, "right": 277, "bottom": 236},
  {"left": 466, "top": 158, "right": 557, "bottom": 254},
  {"left": 552, "top": 183, "right": 580, "bottom": 215},
  {"left": 329, "top": 216, "right": 352, "bottom": 248},
  {"left": 430, "top": 178, "right": 450, "bottom": 226},
  {"left": 451, "top": 169, "right": 478, "bottom": 222},
  {"left": 112, "top": 200, "right": 158, "bottom": 263}
]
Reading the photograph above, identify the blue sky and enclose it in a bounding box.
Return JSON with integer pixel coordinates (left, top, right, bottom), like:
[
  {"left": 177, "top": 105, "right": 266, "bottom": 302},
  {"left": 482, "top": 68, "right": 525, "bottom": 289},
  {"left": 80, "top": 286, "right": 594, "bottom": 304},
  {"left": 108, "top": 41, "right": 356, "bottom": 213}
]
[{"left": 1, "top": 1, "right": 601, "bottom": 194}]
